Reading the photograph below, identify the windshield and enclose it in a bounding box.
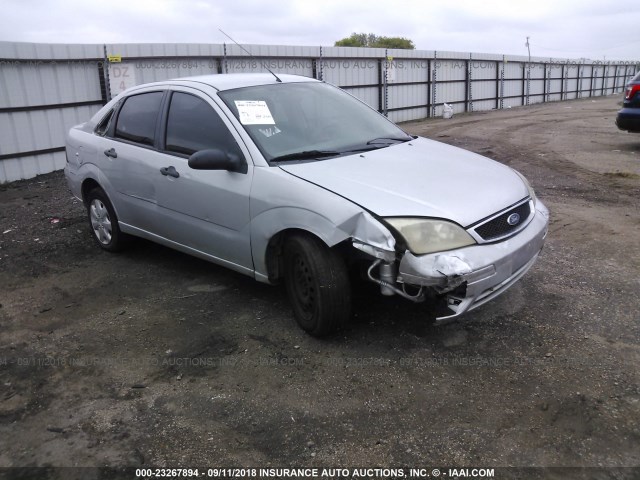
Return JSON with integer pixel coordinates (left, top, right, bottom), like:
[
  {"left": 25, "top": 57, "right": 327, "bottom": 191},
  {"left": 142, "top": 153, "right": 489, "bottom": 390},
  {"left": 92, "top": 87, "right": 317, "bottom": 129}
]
[{"left": 218, "top": 82, "right": 411, "bottom": 162}]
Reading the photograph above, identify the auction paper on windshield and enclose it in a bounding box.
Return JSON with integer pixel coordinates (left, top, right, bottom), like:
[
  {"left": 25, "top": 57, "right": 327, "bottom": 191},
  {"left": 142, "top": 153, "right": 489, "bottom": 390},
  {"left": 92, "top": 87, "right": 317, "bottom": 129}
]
[{"left": 234, "top": 100, "right": 275, "bottom": 125}]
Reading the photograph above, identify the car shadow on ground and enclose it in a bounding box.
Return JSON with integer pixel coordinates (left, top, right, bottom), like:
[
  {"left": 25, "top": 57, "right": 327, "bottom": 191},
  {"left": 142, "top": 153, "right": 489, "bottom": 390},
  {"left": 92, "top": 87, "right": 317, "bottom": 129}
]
[{"left": 112, "top": 235, "right": 461, "bottom": 342}]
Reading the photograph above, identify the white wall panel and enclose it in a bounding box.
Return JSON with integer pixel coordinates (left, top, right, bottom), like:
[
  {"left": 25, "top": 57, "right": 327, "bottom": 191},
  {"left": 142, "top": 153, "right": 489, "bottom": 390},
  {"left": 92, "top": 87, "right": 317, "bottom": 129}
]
[
  {"left": 472, "top": 80, "right": 498, "bottom": 103},
  {"left": 0, "top": 62, "right": 101, "bottom": 108},
  {"left": 343, "top": 87, "right": 380, "bottom": 111},
  {"left": 0, "top": 105, "right": 99, "bottom": 156},
  {"left": 0, "top": 151, "right": 66, "bottom": 183},
  {"left": 1, "top": 41, "right": 638, "bottom": 182},
  {"left": 471, "top": 60, "right": 499, "bottom": 80}
]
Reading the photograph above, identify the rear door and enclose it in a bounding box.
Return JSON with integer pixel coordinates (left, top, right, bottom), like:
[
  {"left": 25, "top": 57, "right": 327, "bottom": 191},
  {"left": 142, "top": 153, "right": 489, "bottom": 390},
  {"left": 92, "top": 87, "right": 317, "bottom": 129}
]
[
  {"left": 153, "top": 87, "right": 254, "bottom": 273},
  {"left": 100, "top": 89, "right": 166, "bottom": 232}
]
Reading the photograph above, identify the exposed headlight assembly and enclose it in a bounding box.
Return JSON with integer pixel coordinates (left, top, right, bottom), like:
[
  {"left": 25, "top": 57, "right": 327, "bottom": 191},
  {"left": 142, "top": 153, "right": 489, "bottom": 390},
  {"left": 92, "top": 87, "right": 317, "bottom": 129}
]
[
  {"left": 512, "top": 169, "right": 537, "bottom": 206},
  {"left": 385, "top": 218, "right": 476, "bottom": 255}
]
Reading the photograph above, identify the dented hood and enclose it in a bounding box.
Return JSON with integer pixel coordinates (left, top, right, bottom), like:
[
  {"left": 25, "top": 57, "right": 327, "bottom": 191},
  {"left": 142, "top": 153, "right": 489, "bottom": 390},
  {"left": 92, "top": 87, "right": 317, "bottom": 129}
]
[{"left": 279, "top": 137, "right": 528, "bottom": 227}]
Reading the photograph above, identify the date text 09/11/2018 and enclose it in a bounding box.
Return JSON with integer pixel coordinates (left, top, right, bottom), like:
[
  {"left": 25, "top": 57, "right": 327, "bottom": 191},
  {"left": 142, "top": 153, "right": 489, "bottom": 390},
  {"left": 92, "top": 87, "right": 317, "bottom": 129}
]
[{"left": 134, "top": 467, "right": 496, "bottom": 478}]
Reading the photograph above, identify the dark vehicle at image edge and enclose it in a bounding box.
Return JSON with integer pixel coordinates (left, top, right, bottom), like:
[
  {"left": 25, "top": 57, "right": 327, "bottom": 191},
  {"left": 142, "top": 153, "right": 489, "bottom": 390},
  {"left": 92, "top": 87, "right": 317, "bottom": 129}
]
[{"left": 616, "top": 71, "right": 640, "bottom": 132}]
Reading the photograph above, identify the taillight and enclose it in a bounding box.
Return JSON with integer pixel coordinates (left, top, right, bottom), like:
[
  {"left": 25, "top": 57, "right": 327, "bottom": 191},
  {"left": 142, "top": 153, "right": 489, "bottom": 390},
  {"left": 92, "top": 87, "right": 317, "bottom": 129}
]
[{"left": 625, "top": 84, "right": 640, "bottom": 100}]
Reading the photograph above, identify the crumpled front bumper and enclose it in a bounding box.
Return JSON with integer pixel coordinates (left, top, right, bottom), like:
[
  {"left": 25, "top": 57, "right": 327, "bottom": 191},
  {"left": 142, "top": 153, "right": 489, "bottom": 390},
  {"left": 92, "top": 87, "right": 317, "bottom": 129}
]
[{"left": 398, "top": 201, "right": 549, "bottom": 323}]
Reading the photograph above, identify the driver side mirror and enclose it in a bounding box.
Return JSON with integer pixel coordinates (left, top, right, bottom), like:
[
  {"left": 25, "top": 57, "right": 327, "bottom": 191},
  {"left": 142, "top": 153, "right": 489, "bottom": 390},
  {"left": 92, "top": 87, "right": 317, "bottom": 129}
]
[{"left": 188, "top": 149, "right": 247, "bottom": 174}]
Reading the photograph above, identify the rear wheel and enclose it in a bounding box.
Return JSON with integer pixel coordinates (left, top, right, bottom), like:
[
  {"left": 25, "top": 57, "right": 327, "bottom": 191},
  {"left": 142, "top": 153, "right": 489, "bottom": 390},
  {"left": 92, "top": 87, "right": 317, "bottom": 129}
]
[
  {"left": 283, "top": 234, "right": 351, "bottom": 336},
  {"left": 86, "top": 188, "right": 128, "bottom": 252}
]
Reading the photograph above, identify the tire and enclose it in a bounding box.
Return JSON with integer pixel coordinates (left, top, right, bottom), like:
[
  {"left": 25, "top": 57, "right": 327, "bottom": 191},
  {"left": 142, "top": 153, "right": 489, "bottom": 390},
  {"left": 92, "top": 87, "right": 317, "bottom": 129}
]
[
  {"left": 283, "top": 234, "right": 351, "bottom": 336},
  {"left": 85, "top": 188, "right": 128, "bottom": 252}
]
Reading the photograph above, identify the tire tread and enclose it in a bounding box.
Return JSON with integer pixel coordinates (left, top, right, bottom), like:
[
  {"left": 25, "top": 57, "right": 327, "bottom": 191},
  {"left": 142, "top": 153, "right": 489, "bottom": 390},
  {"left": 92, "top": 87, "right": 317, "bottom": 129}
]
[{"left": 284, "top": 234, "right": 351, "bottom": 336}]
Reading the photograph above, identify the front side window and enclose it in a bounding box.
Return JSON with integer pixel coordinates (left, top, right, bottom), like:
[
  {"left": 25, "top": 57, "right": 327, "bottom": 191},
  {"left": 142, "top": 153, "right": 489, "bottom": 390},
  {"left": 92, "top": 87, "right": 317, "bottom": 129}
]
[
  {"left": 114, "top": 92, "right": 163, "bottom": 146},
  {"left": 165, "top": 92, "right": 241, "bottom": 156}
]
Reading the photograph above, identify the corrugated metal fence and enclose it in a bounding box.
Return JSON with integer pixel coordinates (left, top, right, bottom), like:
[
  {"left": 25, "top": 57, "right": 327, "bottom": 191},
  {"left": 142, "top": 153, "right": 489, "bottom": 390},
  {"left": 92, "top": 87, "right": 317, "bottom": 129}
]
[{"left": 1, "top": 41, "right": 638, "bottom": 183}]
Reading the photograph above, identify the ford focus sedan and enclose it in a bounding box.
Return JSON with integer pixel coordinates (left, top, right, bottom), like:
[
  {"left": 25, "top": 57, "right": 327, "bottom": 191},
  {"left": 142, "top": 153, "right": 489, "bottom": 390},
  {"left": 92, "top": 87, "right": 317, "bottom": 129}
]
[{"left": 65, "top": 73, "right": 549, "bottom": 336}]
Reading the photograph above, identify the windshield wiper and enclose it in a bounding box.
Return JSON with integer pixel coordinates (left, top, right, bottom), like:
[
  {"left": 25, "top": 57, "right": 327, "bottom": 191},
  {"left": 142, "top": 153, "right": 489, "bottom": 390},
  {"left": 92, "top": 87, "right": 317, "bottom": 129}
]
[
  {"left": 270, "top": 142, "right": 409, "bottom": 163},
  {"left": 270, "top": 150, "right": 340, "bottom": 162},
  {"left": 366, "top": 136, "right": 412, "bottom": 145}
]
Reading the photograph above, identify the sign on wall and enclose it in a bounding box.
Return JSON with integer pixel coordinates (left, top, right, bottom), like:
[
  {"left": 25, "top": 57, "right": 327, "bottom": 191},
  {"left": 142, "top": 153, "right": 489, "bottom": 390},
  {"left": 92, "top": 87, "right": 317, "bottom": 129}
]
[{"left": 108, "top": 62, "right": 137, "bottom": 97}]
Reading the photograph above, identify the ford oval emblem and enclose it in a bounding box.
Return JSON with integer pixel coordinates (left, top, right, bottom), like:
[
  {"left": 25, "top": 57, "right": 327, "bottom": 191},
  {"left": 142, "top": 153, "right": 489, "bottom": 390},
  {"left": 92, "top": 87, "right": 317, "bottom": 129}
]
[{"left": 507, "top": 213, "right": 521, "bottom": 226}]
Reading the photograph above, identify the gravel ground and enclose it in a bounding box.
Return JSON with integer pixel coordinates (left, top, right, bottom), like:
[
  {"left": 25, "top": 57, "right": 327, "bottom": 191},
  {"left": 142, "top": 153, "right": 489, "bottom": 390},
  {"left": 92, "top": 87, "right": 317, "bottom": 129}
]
[{"left": 0, "top": 94, "right": 638, "bottom": 476}]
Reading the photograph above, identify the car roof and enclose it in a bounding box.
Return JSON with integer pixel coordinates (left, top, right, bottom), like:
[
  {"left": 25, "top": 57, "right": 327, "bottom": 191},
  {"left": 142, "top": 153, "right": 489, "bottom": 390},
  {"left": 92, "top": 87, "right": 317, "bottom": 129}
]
[{"left": 174, "top": 73, "right": 319, "bottom": 91}]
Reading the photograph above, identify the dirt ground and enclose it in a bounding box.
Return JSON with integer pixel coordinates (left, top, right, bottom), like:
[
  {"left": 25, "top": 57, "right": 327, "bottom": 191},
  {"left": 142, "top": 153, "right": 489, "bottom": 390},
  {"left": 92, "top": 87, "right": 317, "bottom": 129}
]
[{"left": 0, "top": 95, "right": 638, "bottom": 475}]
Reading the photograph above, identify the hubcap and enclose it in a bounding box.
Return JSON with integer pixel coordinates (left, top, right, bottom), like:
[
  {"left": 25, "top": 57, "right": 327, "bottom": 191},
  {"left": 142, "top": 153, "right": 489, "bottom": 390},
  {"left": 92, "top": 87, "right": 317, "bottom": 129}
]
[{"left": 89, "top": 199, "right": 112, "bottom": 245}]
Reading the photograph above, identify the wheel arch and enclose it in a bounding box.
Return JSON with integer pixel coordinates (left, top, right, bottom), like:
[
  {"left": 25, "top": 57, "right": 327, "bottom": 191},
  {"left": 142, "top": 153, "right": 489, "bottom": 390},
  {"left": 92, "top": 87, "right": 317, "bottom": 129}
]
[
  {"left": 251, "top": 208, "right": 352, "bottom": 284},
  {"left": 252, "top": 207, "right": 396, "bottom": 284},
  {"left": 264, "top": 228, "right": 353, "bottom": 284},
  {"left": 77, "top": 169, "right": 122, "bottom": 219},
  {"left": 81, "top": 177, "right": 102, "bottom": 205}
]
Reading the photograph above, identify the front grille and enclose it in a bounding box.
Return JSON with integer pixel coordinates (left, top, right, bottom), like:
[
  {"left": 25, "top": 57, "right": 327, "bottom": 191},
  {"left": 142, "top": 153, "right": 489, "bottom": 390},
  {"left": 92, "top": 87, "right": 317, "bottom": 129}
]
[{"left": 474, "top": 201, "right": 531, "bottom": 241}]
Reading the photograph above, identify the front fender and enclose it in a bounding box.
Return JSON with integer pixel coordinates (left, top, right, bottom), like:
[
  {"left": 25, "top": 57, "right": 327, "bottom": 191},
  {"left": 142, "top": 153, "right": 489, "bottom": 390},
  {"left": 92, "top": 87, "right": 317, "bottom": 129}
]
[
  {"left": 251, "top": 206, "right": 396, "bottom": 282},
  {"left": 251, "top": 207, "right": 348, "bottom": 281},
  {"left": 249, "top": 166, "right": 397, "bottom": 282}
]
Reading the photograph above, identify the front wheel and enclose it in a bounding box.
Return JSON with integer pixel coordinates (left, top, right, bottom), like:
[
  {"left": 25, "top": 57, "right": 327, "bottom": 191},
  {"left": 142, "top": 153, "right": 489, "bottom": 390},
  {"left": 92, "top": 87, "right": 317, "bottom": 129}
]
[
  {"left": 85, "top": 188, "right": 128, "bottom": 252},
  {"left": 283, "top": 234, "right": 351, "bottom": 336}
]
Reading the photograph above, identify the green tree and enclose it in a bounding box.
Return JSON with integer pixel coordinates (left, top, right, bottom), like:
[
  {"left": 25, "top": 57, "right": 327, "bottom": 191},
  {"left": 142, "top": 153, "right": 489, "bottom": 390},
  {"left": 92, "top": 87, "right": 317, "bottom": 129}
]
[{"left": 334, "top": 33, "right": 415, "bottom": 49}]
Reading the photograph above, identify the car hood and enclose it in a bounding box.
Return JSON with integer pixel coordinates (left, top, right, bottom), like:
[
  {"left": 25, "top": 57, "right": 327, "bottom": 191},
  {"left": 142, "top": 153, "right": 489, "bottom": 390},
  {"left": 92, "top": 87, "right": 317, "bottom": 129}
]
[{"left": 279, "top": 137, "right": 528, "bottom": 227}]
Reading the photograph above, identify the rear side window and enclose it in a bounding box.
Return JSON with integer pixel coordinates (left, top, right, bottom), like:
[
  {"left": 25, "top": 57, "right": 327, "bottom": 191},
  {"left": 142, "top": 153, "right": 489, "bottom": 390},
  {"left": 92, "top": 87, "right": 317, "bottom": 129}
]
[
  {"left": 95, "top": 109, "right": 114, "bottom": 136},
  {"left": 165, "top": 92, "right": 240, "bottom": 156},
  {"left": 114, "top": 92, "right": 163, "bottom": 146}
]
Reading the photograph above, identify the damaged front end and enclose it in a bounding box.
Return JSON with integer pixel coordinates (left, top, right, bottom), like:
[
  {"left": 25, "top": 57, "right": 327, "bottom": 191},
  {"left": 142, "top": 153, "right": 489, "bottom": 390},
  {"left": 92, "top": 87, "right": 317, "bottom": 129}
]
[
  {"left": 352, "top": 242, "right": 425, "bottom": 303},
  {"left": 352, "top": 201, "right": 549, "bottom": 323}
]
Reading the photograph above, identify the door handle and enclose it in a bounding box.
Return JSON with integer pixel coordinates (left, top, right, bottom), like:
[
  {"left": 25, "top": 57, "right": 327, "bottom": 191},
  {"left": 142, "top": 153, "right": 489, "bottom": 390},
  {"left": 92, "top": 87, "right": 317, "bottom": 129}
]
[
  {"left": 103, "top": 148, "right": 117, "bottom": 158},
  {"left": 160, "top": 166, "right": 180, "bottom": 178}
]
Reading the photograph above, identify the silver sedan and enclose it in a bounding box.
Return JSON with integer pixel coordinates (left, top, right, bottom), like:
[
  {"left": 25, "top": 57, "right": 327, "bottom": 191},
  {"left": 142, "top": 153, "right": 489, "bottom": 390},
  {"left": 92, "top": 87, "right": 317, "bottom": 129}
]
[{"left": 65, "top": 73, "right": 548, "bottom": 336}]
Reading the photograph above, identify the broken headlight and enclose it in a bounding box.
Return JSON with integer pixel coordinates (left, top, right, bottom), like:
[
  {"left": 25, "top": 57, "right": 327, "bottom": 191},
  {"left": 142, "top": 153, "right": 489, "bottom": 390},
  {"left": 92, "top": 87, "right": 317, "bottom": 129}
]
[{"left": 385, "top": 218, "right": 476, "bottom": 255}]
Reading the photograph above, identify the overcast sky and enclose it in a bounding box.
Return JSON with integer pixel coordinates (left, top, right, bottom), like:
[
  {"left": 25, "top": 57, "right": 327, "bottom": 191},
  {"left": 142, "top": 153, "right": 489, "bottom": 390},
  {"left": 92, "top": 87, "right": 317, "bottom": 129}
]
[{"left": 1, "top": 0, "right": 638, "bottom": 61}]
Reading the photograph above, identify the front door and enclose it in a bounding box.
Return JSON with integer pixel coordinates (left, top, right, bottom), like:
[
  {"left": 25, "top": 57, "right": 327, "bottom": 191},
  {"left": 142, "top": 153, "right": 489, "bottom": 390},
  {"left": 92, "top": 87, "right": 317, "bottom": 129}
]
[{"left": 153, "top": 89, "right": 254, "bottom": 272}]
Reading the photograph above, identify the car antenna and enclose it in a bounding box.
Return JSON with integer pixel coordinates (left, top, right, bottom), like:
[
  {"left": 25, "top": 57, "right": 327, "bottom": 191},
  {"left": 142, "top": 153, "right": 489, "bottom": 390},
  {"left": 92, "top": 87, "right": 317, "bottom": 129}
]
[{"left": 218, "top": 29, "right": 282, "bottom": 83}]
